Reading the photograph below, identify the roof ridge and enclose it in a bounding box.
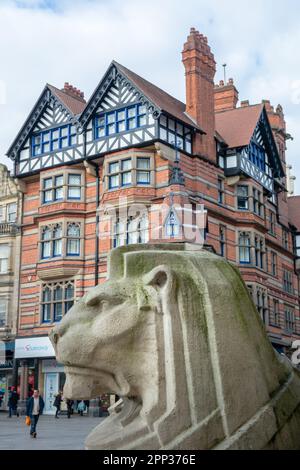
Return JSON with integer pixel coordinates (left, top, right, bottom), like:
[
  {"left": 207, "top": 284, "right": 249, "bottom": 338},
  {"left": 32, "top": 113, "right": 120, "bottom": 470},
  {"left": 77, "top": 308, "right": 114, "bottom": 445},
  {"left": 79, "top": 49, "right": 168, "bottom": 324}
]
[
  {"left": 215, "top": 103, "right": 264, "bottom": 115},
  {"left": 113, "top": 61, "right": 186, "bottom": 108}
]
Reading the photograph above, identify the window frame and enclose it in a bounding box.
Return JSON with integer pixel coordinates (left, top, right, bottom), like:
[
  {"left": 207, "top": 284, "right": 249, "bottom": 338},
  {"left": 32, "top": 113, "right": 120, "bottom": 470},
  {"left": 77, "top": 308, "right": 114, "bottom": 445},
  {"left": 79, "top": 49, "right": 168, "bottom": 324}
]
[
  {"left": 237, "top": 185, "right": 249, "bottom": 211},
  {"left": 0, "top": 298, "right": 7, "bottom": 328},
  {"left": 40, "top": 222, "right": 82, "bottom": 261},
  {"left": 94, "top": 104, "right": 148, "bottom": 141},
  {"left": 107, "top": 155, "right": 152, "bottom": 191},
  {"left": 218, "top": 178, "right": 225, "bottom": 205},
  {"left": 41, "top": 281, "right": 75, "bottom": 324},
  {"left": 239, "top": 232, "right": 251, "bottom": 264},
  {"left": 31, "top": 124, "right": 77, "bottom": 157}
]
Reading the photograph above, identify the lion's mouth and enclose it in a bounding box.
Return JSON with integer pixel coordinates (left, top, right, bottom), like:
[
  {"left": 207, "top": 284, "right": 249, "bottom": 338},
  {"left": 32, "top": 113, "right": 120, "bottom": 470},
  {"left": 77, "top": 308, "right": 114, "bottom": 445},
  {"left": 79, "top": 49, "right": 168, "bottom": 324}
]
[{"left": 63, "top": 365, "right": 132, "bottom": 399}]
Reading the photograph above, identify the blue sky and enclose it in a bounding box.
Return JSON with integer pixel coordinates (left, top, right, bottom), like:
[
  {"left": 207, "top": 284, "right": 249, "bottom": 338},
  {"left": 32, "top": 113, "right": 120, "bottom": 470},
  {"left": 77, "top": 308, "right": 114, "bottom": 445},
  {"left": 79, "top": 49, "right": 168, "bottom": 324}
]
[{"left": 0, "top": 0, "right": 299, "bottom": 193}]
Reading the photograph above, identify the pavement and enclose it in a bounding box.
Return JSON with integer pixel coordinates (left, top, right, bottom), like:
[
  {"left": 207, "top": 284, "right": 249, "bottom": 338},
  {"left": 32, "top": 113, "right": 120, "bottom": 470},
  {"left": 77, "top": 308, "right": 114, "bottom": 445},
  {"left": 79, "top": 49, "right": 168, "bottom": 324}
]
[{"left": 0, "top": 412, "right": 106, "bottom": 450}]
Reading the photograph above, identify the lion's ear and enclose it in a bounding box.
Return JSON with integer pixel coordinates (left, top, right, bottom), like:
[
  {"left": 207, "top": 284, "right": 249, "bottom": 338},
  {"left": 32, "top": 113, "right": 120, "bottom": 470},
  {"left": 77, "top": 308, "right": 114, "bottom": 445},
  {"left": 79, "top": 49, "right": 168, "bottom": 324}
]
[{"left": 143, "top": 265, "right": 174, "bottom": 292}]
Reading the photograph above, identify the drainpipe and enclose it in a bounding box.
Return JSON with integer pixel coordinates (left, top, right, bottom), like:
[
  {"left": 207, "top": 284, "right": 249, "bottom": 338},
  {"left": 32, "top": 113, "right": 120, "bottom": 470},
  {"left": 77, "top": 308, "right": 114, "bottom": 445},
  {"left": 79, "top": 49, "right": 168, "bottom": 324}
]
[{"left": 84, "top": 160, "right": 100, "bottom": 286}]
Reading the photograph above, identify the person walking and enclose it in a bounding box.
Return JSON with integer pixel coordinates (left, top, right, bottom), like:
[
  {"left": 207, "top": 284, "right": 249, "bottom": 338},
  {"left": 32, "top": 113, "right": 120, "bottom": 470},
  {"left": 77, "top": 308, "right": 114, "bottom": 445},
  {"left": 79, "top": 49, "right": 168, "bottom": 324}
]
[
  {"left": 53, "top": 391, "right": 63, "bottom": 419},
  {"left": 84, "top": 400, "right": 90, "bottom": 415},
  {"left": 26, "top": 389, "right": 44, "bottom": 438},
  {"left": 66, "top": 399, "right": 73, "bottom": 419},
  {"left": 7, "top": 387, "right": 19, "bottom": 418},
  {"left": 77, "top": 400, "right": 86, "bottom": 416}
]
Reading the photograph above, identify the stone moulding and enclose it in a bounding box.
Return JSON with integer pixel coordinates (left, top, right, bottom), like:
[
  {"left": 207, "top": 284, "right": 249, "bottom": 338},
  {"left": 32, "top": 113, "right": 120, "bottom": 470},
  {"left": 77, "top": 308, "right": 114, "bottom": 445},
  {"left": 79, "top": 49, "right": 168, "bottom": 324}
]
[{"left": 51, "top": 243, "right": 300, "bottom": 450}]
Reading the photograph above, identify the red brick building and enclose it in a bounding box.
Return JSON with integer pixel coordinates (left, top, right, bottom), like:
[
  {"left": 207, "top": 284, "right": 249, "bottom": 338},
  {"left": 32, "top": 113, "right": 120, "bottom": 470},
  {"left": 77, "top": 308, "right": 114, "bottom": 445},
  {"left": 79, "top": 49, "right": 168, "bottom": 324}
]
[{"left": 6, "top": 28, "right": 300, "bottom": 413}]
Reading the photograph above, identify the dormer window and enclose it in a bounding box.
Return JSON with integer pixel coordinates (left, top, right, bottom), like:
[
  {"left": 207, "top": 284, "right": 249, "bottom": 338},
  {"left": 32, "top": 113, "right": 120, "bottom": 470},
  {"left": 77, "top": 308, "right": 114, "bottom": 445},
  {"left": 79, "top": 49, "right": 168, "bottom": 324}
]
[
  {"left": 32, "top": 124, "right": 77, "bottom": 156},
  {"left": 94, "top": 104, "right": 148, "bottom": 140}
]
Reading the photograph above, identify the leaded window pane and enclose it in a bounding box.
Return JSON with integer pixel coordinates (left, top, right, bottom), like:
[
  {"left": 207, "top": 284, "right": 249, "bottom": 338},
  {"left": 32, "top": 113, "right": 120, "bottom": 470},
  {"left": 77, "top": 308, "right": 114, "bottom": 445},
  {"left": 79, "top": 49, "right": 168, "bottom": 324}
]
[
  {"left": 121, "top": 159, "right": 132, "bottom": 171},
  {"left": 53, "top": 239, "right": 62, "bottom": 257},
  {"left": 67, "top": 239, "right": 80, "bottom": 256},
  {"left": 121, "top": 171, "right": 132, "bottom": 186},
  {"left": 44, "top": 178, "right": 53, "bottom": 189},
  {"left": 137, "top": 158, "right": 150, "bottom": 170}
]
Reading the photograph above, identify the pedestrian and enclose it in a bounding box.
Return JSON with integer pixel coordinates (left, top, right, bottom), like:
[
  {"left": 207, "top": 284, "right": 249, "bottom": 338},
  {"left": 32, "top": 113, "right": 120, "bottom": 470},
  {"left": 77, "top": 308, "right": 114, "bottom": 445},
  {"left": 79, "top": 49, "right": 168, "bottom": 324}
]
[
  {"left": 66, "top": 399, "right": 73, "bottom": 419},
  {"left": 53, "top": 391, "right": 63, "bottom": 419},
  {"left": 26, "top": 389, "right": 45, "bottom": 438},
  {"left": 84, "top": 400, "right": 90, "bottom": 415},
  {"left": 77, "top": 400, "right": 86, "bottom": 416},
  {"left": 7, "top": 386, "right": 19, "bottom": 418}
]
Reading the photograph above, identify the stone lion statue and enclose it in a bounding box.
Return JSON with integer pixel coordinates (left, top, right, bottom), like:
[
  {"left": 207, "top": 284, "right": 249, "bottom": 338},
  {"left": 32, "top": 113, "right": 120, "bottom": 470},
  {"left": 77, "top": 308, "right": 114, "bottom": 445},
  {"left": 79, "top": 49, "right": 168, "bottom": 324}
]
[{"left": 50, "top": 244, "right": 300, "bottom": 450}]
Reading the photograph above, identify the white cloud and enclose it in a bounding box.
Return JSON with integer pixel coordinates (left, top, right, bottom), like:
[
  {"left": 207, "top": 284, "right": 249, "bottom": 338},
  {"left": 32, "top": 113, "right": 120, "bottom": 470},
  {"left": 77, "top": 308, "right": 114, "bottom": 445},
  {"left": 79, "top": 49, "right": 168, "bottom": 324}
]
[{"left": 0, "top": 0, "right": 299, "bottom": 193}]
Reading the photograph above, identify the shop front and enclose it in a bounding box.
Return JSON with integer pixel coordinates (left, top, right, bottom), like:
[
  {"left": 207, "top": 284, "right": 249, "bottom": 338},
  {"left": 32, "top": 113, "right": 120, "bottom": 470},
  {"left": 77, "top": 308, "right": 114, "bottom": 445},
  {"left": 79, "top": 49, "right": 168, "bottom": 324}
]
[
  {"left": 0, "top": 341, "right": 14, "bottom": 411},
  {"left": 15, "top": 336, "right": 65, "bottom": 415}
]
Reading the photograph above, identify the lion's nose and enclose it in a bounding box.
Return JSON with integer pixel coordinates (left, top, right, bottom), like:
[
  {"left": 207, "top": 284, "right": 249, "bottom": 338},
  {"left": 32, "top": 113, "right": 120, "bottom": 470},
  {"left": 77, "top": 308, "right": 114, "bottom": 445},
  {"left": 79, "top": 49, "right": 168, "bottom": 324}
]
[{"left": 49, "top": 329, "right": 60, "bottom": 345}]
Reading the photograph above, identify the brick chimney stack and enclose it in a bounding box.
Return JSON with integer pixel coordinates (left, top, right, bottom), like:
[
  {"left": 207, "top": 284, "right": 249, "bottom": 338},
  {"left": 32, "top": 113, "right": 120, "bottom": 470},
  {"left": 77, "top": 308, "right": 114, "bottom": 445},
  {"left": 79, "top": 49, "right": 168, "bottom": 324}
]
[
  {"left": 182, "top": 28, "right": 216, "bottom": 161},
  {"left": 214, "top": 78, "right": 239, "bottom": 112},
  {"left": 62, "top": 82, "right": 85, "bottom": 102}
]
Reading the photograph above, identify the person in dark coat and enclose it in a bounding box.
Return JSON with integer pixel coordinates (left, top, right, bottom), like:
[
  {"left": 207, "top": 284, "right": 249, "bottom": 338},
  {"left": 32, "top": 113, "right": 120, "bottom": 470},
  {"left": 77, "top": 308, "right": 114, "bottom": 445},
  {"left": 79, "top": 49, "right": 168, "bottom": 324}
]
[
  {"left": 53, "top": 391, "right": 63, "bottom": 419},
  {"left": 26, "top": 390, "right": 44, "bottom": 438},
  {"left": 66, "top": 399, "right": 74, "bottom": 419},
  {"left": 7, "top": 387, "right": 19, "bottom": 418}
]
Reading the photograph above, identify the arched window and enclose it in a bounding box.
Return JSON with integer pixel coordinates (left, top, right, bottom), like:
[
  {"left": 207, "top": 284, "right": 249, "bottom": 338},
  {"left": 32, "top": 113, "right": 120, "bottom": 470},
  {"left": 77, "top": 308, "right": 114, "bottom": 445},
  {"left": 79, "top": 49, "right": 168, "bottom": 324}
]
[
  {"left": 113, "top": 215, "right": 149, "bottom": 247},
  {"left": 66, "top": 223, "right": 80, "bottom": 256},
  {"left": 127, "top": 217, "right": 139, "bottom": 245},
  {"left": 65, "top": 282, "right": 74, "bottom": 313},
  {"left": 165, "top": 210, "right": 180, "bottom": 238},
  {"left": 42, "top": 286, "right": 52, "bottom": 322},
  {"left": 113, "top": 219, "right": 125, "bottom": 248},
  {"left": 53, "top": 224, "right": 62, "bottom": 257},
  {"left": 53, "top": 285, "right": 63, "bottom": 322},
  {"left": 41, "top": 281, "right": 75, "bottom": 324},
  {"left": 41, "top": 227, "right": 52, "bottom": 259},
  {"left": 138, "top": 214, "right": 149, "bottom": 243}
]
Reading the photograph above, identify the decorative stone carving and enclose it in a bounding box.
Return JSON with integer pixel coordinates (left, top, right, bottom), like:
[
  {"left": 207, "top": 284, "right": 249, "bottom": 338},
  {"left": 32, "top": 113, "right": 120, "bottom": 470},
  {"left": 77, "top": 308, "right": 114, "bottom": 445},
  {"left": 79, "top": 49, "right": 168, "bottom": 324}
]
[{"left": 50, "top": 244, "right": 300, "bottom": 450}]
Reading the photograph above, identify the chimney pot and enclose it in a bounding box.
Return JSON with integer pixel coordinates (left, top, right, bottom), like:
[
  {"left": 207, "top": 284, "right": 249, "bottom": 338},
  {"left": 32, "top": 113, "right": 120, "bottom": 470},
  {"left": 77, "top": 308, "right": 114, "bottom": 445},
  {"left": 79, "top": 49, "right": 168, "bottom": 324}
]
[{"left": 241, "top": 100, "right": 249, "bottom": 107}]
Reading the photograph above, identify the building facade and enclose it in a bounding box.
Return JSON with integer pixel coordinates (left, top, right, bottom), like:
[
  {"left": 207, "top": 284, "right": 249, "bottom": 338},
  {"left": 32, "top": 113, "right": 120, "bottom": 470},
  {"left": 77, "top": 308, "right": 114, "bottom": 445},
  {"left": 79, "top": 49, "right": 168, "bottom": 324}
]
[
  {"left": 0, "top": 164, "right": 22, "bottom": 410},
  {"left": 6, "top": 29, "right": 300, "bottom": 413}
]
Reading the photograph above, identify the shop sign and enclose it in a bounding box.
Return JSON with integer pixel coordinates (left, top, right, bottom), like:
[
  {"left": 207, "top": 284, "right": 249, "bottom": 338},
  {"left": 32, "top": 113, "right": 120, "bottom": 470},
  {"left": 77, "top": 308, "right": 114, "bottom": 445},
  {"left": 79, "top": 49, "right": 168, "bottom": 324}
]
[{"left": 15, "top": 337, "right": 55, "bottom": 359}]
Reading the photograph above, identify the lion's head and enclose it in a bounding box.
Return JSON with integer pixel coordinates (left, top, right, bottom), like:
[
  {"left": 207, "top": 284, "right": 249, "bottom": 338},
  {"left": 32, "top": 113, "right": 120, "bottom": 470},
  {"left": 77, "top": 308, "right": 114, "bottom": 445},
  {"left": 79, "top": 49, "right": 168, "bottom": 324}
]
[{"left": 50, "top": 244, "right": 300, "bottom": 450}]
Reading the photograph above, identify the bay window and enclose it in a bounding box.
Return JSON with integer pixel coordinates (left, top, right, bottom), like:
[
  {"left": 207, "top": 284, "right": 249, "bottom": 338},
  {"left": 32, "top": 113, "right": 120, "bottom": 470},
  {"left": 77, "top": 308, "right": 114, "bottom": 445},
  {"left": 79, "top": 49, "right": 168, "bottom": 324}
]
[
  {"left": 41, "top": 222, "right": 81, "bottom": 260},
  {"left": 113, "top": 214, "right": 149, "bottom": 248},
  {"left": 107, "top": 156, "right": 151, "bottom": 190},
  {"left": 41, "top": 281, "right": 74, "bottom": 324}
]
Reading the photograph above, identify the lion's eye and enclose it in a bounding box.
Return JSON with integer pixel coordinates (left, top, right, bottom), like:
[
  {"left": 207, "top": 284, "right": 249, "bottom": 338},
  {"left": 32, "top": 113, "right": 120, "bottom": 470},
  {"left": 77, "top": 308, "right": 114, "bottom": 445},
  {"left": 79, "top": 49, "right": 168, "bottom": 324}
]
[{"left": 100, "top": 300, "right": 109, "bottom": 310}]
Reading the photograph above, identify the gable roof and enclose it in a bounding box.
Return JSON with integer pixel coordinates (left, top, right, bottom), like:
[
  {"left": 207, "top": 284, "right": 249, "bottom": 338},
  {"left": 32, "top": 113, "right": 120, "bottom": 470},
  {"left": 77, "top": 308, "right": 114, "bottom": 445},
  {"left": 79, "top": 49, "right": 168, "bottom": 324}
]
[
  {"left": 113, "top": 62, "right": 201, "bottom": 131},
  {"left": 215, "top": 104, "right": 264, "bottom": 148},
  {"left": 288, "top": 196, "right": 300, "bottom": 230},
  {"left": 7, "top": 84, "right": 84, "bottom": 160},
  {"left": 48, "top": 84, "right": 86, "bottom": 116},
  {"left": 215, "top": 103, "right": 284, "bottom": 178}
]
